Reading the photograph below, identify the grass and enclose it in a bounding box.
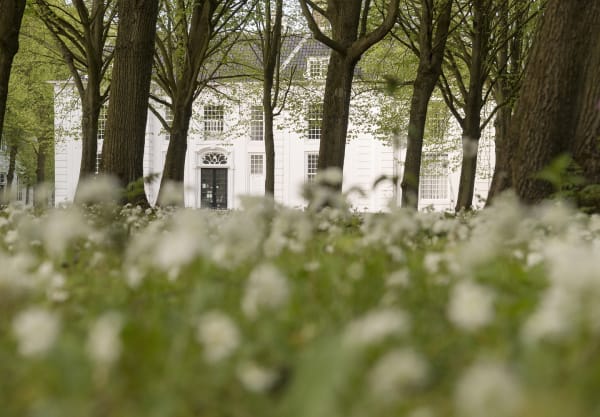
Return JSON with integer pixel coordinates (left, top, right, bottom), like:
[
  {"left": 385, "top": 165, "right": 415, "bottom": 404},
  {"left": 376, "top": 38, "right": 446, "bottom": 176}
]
[{"left": 1, "top": 191, "right": 600, "bottom": 417}]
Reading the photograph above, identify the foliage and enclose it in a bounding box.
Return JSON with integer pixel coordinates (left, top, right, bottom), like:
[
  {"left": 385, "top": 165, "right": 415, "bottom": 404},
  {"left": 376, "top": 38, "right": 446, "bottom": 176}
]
[{"left": 2, "top": 186, "right": 600, "bottom": 416}]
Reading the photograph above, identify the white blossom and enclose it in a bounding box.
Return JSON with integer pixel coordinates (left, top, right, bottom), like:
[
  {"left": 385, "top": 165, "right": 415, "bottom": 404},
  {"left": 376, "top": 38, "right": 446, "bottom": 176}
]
[
  {"left": 241, "top": 263, "right": 289, "bottom": 319},
  {"left": 344, "top": 308, "right": 409, "bottom": 348},
  {"left": 368, "top": 348, "right": 428, "bottom": 401},
  {"left": 447, "top": 280, "right": 495, "bottom": 332},
  {"left": 86, "top": 312, "right": 124, "bottom": 366},
  {"left": 454, "top": 360, "right": 522, "bottom": 417},
  {"left": 237, "top": 361, "right": 278, "bottom": 393},
  {"left": 12, "top": 307, "right": 60, "bottom": 357},
  {"left": 196, "top": 311, "right": 240, "bottom": 363}
]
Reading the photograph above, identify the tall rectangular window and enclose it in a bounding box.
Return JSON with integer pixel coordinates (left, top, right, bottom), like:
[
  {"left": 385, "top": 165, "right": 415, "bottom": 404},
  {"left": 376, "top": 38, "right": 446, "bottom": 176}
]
[
  {"left": 307, "top": 102, "right": 322, "bottom": 140},
  {"left": 250, "top": 106, "right": 264, "bottom": 141},
  {"left": 96, "top": 105, "right": 108, "bottom": 174},
  {"left": 204, "top": 105, "right": 224, "bottom": 133},
  {"left": 306, "top": 152, "right": 319, "bottom": 182},
  {"left": 250, "top": 154, "right": 264, "bottom": 175},
  {"left": 419, "top": 153, "right": 448, "bottom": 200},
  {"left": 97, "top": 104, "right": 108, "bottom": 141},
  {"left": 165, "top": 107, "right": 173, "bottom": 140}
]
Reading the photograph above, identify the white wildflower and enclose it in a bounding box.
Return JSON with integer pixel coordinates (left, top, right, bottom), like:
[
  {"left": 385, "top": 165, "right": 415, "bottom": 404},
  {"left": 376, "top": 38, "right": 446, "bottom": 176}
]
[
  {"left": 5, "top": 229, "right": 18, "bottom": 246},
  {"left": 344, "top": 308, "right": 409, "bottom": 348},
  {"left": 454, "top": 360, "right": 522, "bottom": 417},
  {"left": 241, "top": 263, "right": 289, "bottom": 319},
  {"left": 346, "top": 262, "right": 364, "bottom": 281},
  {"left": 447, "top": 280, "right": 495, "bottom": 332},
  {"left": 12, "top": 307, "right": 60, "bottom": 357},
  {"left": 196, "top": 311, "right": 240, "bottom": 363},
  {"left": 386, "top": 269, "right": 410, "bottom": 288},
  {"left": 237, "top": 361, "right": 278, "bottom": 393},
  {"left": 86, "top": 312, "right": 124, "bottom": 366},
  {"left": 368, "top": 348, "right": 428, "bottom": 401}
]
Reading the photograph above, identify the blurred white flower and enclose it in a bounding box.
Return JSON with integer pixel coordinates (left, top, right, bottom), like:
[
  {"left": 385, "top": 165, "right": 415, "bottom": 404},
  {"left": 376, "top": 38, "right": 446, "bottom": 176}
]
[
  {"left": 236, "top": 361, "right": 278, "bottom": 393},
  {"left": 75, "top": 175, "right": 121, "bottom": 204},
  {"left": 344, "top": 308, "right": 409, "bottom": 348},
  {"left": 196, "top": 311, "right": 240, "bottom": 363},
  {"left": 461, "top": 136, "right": 479, "bottom": 159},
  {"left": 447, "top": 280, "right": 495, "bottom": 332},
  {"left": 368, "top": 348, "right": 428, "bottom": 401},
  {"left": 5, "top": 229, "right": 18, "bottom": 246},
  {"left": 386, "top": 269, "right": 410, "bottom": 288},
  {"left": 454, "top": 360, "right": 522, "bottom": 417},
  {"left": 86, "top": 312, "right": 124, "bottom": 366},
  {"left": 241, "top": 263, "right": 289, "bottom": 319},
  {"left": 12, "top": 307, "right": 60, "bottom": 357}
]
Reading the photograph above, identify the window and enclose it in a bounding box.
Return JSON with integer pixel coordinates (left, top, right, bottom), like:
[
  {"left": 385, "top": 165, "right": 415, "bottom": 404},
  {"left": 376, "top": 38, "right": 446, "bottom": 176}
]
[
  {"left": 97, "top": 104, "right": 108, "bottom": 141},
  {"left": 250, "top": 106, "right": 264, "bottom": 141},
  {"left": 307, "top": 57, "right": 329, "bottom": 79},
  {"left": 204, "top": 105, "right": 224, "bottom": 134},
  {"left": 250, "top": 154, "right": 264, "bottom": 175},
  {"left": 95, "top": 151, "right": 102, "bottom": 175},
  {"left": 202, "top": 152, "right": 228, "bottom": 165},
  {"left": 419, "top": 153, "right": 448, "bottom": 200},
  {"left": 165, "top": 107, "right": 173, "bottom": 140},
  {"left": 307, "top": 102, "right": 323, "bottom": 140},
  {"left": 306, "top": 153, "right": 318, "bottom": 182}
]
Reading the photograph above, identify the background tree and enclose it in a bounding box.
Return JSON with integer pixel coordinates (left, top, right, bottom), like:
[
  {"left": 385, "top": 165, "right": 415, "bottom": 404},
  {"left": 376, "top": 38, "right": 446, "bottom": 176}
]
[
  {"left": 101, "top": 0, "right": 160, "bottom": 206},
  {"left": 3, "top": 7, "right": 61, "bottom": 205},
  {"left": 33, "top": 0, "right": 116, "bottom": 194},
  {"left": 393, "top": 0, "right": 453, "bottom": 208},
  {"left": 509, "top": 0, "right": 600, "bottom": 210},
  {"left": 254, "top": 0, "right": 290, "bottom": 197},
  {"left": 0, "top": 0, "right": 26, "bottom": 148},
  {"left": 152, "top": 0, "right": 251, "bottom": 205},
  {"left": 298, "top": 0, "right": 400, "bottom": 186}
]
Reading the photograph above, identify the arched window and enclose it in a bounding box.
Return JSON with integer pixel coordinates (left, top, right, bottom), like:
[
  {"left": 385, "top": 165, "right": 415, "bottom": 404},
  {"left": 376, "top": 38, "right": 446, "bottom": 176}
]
[{"left": 202, "top": 152, "right": 228, "bottom": 165}]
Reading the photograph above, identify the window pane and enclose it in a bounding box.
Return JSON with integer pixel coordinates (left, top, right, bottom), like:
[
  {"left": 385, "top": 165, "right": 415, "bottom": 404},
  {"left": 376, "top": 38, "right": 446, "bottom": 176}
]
[
  {"left": 250, "top": 154, "right": 264, "bottom": 175},
  {"left": 204, "top": 105, "right": 224, "bottom": 133},
  {"left": 250, "top": 106, "right": 264, "bottom": 141},
  {"left": 306, "top": 153, "right": 318, "bottom": 182},
  {"left": 307, "top": 103, "right": 322, "bottom": 140},
  {"left": 419, "top": 153, "right": 448, "bottom": 199}
]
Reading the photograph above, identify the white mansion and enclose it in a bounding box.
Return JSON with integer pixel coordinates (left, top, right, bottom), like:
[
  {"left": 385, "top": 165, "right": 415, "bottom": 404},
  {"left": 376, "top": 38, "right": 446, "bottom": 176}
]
[{"left": 54, "top": 36, "right": 495, "bottom": 211}]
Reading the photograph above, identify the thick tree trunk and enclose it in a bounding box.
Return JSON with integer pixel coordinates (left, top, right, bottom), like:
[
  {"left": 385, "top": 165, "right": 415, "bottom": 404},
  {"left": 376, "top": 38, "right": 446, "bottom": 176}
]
[
  {"left": 156, "top": 98, "right": 192, "bottom": 205},
  {"left": 78, "top": 84, "right": 101, "bottom": 180},
  {"left": 401, "top": 72, "right": 439, "bottom": 208},
  {"left": 102, "top": 0, "right": 159, "bottom": 206},
  {"left": 318, "top": 52, "right": 357, "bottom": 180},
  {"left": 0, "top": 0, "right": 26, "bottom": 148},
  {"left": 34, "top": 141, "right": 47, "bottom": 208},
  {"left": 510, "top": 0, "right": 600, "bottom": 207},
  {"left": 455, "top": 120, "right": 481, "bottom": 212}
]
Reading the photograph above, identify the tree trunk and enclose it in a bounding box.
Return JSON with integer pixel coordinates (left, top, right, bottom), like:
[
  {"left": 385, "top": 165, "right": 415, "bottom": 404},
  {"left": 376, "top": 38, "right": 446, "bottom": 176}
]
[
  {"left": 400, "top": 0, "right": 453, "bottom": 209},
  {"left": 318, "top": 52, "right": 357, "bottom": 178},
  {"left": 0, "top": 0, "right": 26, "bottom": 148},
  {"left": 454, "top": 0, "right": 488, "bottom": 212},
  {"left": 486, "top": 102, "right": 512, "bottom": 204},
  {"left": 5, "top": 143, "right": 16, "bottom": 201},
  {"left": 156, "top": 98, "right": 193, "bottom": 205},
  {"left": 264, "top": 92, "right": 275, "bottom": 196},
  {"left": 35, "top": 141, "right": 47, "bottom": 208},
  {"left": 510, "top": 0, "right": 600, "bottom": 207},
  {"left": 77, "top": 82, "right": 102, "bottom": 180},
  {"left": 102, "top": 0, "right": 159, "bottom": 206}
]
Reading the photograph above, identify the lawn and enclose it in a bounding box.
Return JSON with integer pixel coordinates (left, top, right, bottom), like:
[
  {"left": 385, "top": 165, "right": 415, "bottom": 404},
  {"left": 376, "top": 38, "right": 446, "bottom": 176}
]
[{"left": 1, "top": 184, "right": 600, "bottom": 417}]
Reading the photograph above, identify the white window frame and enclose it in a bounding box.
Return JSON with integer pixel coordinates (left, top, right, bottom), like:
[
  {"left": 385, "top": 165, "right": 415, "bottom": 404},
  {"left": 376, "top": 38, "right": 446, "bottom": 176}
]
[
  {"left": 305, "top": 152, "right": 319, "bottom": 183},
  {"left": 307, "top": 102, "right": 322, "bottom": 140},
  {"left": 203, "top": 104, "right": 224, "bottom": 134},
  {"left": 249, "top": 153, "right": 264, "bottom": 175},
  {"left": 419, "top": 153, "right": 449, "bottom": 200},
  {"left": 306, "top": 57, "right": 329, "bottom": 79},
  {"left": 250, "top": 105, "right": 264, "bottom": 141}
]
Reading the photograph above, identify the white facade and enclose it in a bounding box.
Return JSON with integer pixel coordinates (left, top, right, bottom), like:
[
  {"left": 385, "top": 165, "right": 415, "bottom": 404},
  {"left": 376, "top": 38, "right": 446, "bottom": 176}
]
[{"left": 53, "top": 39, "right": 495, "bottom": 212}]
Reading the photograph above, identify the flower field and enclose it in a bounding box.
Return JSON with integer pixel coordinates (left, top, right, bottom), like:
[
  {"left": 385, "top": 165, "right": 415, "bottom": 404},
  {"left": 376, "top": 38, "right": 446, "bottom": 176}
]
[{"left": 2, "top": 183, "right": 600, "bottom": 417}]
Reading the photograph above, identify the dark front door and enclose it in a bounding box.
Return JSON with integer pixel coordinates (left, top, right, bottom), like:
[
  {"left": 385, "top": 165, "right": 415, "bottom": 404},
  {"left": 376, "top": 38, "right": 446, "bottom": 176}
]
[{"left": 201, "top": 168, "right": 228, "bottom": 209}]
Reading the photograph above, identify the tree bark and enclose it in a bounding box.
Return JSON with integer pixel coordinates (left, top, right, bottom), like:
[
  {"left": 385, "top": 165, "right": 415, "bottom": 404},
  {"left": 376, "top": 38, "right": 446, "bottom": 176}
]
[
  {"left": 102, "top": 0, "right": 159, "bottom": 206},
  {"left": 34, "top": 139, "right": 47, "bottom": 208},
  {"left": 400, "top": 0, "right": 453, "bottom": 209},
  {"left": 510, "top": 0, "right": 600, "bottom": 208},
  {"left": 5, "top": 143, "right": 17, "bottom": 201},
  {"left": 264, "top": 90, "right": 276, "bottom": 196},
  {"left": 299, "top": 0, "right": 400, "bottom": 188},
  {"left": 454, "top": 0, "right": 489, "bottom": 212},
  {"left": 0, "top": 0, "right": 26, "bottom": 148}
]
